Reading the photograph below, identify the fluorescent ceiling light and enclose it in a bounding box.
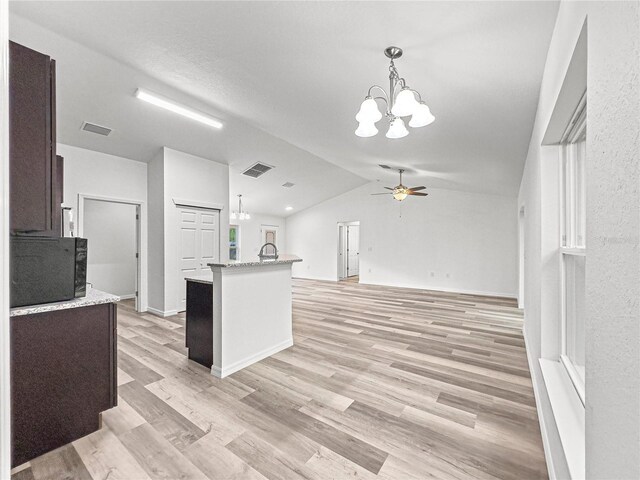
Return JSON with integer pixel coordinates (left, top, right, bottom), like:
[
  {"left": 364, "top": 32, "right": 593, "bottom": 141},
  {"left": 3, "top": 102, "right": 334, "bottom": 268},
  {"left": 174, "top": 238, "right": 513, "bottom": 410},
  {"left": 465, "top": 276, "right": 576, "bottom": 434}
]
[
  {"left": 285, "top": 206, "right": 293, "bottom": 211},
  {"left": 135, "top": 88, "right": 223, "bottom": 129}
]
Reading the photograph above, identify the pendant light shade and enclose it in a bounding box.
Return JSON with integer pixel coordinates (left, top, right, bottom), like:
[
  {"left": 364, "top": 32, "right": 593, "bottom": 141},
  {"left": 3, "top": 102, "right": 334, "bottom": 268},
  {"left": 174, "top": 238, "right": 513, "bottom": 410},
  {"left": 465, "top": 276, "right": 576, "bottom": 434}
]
[
  {"left": 355, "top": 122, "right": 379, "bottom": 138},
  {"left": 391, "top": 88, "right": 419, "bottom": 117},
  {"left": 355, "top": 97, "right": 383, "bottom": 123},
  {"left": 386, "top": 117, "right": 409, "bottom": 139},
  {"left": 409, "top": 102, "right": 435, "bottom": 128}
]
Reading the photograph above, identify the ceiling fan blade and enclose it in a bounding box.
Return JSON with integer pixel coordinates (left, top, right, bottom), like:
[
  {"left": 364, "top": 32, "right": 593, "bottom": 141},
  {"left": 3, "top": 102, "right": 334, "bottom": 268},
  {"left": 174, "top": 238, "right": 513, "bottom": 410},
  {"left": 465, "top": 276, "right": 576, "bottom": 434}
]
[
  {"left": 384, "top": 186, "right": 394, "bottom": 190},
  {"left": 408, "top": 186, "right": 426, "bottom": 192},
  {"left": 408, "top": 192, "right": 428, "bottom": 197},
  {"left": 371, "top": 192, "right": 392, "bottom": 195}
]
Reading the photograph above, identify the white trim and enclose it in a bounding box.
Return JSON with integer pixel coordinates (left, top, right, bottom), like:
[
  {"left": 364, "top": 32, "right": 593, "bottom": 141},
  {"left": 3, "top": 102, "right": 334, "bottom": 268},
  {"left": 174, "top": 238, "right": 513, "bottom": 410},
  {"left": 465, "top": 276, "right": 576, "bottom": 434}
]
[
  {"left": 0, "top": 0, "right": 11, "bottom": 476},
  {"left": 211, "top": 338, "right": 293, "bottom": 378},
  {"left": 560, "top": 354, "right": 585, "bottom": 406},
  {"left": 524, "top": 329, "right": 557, "bottom": 480},
  {"left": 560, "top": 247, "right": 586, "bottom": 256},
  {"left": 77, "top": 194, "right": 145, "bottom": 313},
  {"left": 539, "top": 359, "right": 585, "bottom": 479},
  {"left": 146, "top": 307, "right": 179, "bottom": 318},
  {"left": 172, "top": 198, "right": 224, "bottom": 211},
  {"left": 117, "top": 294, "right": 137, "bottom": 301}
]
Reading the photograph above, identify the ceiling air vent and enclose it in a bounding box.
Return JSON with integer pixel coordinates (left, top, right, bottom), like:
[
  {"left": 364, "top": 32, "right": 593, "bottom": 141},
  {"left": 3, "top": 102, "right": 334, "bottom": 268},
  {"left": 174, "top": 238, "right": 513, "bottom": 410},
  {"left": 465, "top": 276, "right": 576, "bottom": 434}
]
[
  {"left": 242, "top": 162, "right": 273, "bottom": 178},
  {"left": 81, "top": 121, "right": 112, "bottom": 136},
  {"left": 282, "top": 182, "right": 295, "bottom": 188}
]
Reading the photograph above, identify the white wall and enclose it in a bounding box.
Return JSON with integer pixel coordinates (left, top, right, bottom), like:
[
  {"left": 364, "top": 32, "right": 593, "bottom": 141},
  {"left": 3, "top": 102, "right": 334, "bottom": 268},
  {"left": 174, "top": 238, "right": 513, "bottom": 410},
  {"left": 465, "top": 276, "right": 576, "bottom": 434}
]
[
  {"left": 519, "top": 2, "right": 640, "bottom": 478},
  {"left": 287, "top": 182, "right": 517, "bottom": 297},
  {"left": 83, "top": 200, "right": 137, "bottom": 297},
  {"left": 58, "top": 144, "right": 148, "bottom": 310},
  {"left": 233, "top": 213, "right": 286, "bottom": 262},
  {"left": 147, "top": 147, "right": 229, "bottom": 315}
]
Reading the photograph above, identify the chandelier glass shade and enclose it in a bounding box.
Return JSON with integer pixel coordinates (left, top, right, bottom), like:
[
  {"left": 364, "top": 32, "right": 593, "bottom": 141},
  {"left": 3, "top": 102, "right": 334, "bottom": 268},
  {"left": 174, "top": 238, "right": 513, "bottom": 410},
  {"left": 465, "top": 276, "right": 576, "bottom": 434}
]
[
  {"left": 230, "top": 194, "right": 250, "bottom": 221},
  {"left": 355, "top": 46, "right": 435, "bottom": 139}
]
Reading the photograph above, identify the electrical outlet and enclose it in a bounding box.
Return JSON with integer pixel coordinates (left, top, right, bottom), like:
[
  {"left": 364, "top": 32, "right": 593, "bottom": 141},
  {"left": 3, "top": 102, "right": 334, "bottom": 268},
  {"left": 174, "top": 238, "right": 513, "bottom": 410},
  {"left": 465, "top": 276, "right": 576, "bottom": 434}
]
[
  {"left": 430, "top": 271, "right": 435, "bottom": 277},
  {"left": 368, "top": 268, "right": 372, "bottom": 273},
  {"left": 446, "top": 273, "right": 450, "bottom": 278}
]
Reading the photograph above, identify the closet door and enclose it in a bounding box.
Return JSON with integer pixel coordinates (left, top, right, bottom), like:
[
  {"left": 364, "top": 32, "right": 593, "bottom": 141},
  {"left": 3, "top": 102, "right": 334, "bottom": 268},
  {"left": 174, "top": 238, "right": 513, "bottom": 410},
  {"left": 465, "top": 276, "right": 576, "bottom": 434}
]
[{"left": 177, "top": 207, "right": 219, "bottom": 312}]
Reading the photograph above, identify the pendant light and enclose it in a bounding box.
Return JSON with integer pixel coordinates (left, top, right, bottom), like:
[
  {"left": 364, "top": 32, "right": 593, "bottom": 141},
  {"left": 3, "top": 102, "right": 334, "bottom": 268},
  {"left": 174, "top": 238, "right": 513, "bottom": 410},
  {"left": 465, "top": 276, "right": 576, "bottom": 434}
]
[
  {"left": 230, "top": 194, "right": 250, "bottom": 221},
  {"left": 355, "top": 46, "right": 435, "bottom": 139}
]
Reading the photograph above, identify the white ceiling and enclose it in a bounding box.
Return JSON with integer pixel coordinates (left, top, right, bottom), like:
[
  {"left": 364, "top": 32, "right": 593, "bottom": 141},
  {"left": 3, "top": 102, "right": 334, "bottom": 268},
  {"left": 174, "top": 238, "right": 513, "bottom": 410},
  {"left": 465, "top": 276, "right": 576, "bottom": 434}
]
[{"left": 10, "top": 1, "right": 558, "bottom": 215}]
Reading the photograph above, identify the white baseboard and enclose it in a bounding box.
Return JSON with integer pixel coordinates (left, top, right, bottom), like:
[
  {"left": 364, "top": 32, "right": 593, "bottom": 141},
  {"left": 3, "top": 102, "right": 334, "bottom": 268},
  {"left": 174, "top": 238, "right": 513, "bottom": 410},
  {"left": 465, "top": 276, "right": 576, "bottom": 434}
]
[
  {"left": 118, "top": 293, "right": 136, "bottom": 300},
  {"left": 146, "top": 306, "right": 179, "bottom": 318},
  {"left": 524, "top": 327, "right": 558, "bottom": 480},
  {"left": 211, "top": 338, "right": 293, "bottom": 378}
]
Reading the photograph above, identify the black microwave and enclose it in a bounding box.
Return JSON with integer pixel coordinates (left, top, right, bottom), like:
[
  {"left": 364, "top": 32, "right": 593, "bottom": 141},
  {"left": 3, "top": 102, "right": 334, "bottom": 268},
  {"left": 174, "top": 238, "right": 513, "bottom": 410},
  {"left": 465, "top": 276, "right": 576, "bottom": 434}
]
[{"left": 10, "top": 237, "right": 87, "bottom": 308}]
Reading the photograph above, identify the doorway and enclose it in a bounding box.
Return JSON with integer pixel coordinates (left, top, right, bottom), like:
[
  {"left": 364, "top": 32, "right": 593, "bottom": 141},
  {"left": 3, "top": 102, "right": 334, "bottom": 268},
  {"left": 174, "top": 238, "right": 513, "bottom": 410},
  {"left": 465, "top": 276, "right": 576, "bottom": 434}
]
[
  {"left": 260, "top": 224, "right": 280, "bottom": 256},
  {"left": 338, "top": 221, "right": 360, "bottom": 281},
  {"left": 80, "top": 197, "right": 141, "bottom": 311},
  {"left": 177, "top": 206, "right": 220, "bottom": 312},
  {"left": 518, "top": 205, "right": 525, "bottom": 309}
]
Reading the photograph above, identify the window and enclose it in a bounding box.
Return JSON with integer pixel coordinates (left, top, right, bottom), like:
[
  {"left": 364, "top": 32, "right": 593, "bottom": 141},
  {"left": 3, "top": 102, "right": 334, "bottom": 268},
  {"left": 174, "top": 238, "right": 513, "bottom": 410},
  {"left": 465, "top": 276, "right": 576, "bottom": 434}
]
[
  {"left": 229, "top": 225, "right": 239, "bottom": 261},
  {"left": 560, "top": 99, "right": 586, "bottom": 403}
]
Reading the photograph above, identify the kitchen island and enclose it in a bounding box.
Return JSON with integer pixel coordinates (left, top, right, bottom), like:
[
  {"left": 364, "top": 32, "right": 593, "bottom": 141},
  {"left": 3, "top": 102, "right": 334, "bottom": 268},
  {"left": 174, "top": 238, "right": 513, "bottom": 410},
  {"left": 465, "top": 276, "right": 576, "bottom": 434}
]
[{"left": 185, "top": 255, "right": 302, "bottom": 378}]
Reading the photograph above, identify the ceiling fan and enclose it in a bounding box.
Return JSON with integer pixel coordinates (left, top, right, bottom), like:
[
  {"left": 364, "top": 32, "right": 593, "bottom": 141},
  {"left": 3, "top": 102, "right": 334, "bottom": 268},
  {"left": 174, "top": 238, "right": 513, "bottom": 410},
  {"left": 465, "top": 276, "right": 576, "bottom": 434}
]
[{"left": 372, "top": 169, "right": 428, "bottom": 201}]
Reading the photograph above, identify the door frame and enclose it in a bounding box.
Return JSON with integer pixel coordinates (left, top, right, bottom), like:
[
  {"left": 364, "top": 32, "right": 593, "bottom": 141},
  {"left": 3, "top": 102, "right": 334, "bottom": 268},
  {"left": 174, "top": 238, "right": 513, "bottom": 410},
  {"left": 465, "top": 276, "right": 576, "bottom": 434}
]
[
  {"left": 260, "top": 224, "right": 280, "bottom": 251},
  {"left": 337, "top": 220, "right": 360, "bottom": 281},
  {"left": 77, "top": 194, "right": 144, "bottom": 312}
]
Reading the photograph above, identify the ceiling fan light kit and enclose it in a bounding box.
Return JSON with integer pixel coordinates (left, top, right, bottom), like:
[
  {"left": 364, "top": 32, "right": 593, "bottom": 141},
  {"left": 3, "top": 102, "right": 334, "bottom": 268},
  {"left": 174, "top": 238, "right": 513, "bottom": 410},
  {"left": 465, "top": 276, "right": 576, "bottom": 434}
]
[
  {"left": 372, "top": 169, "right": 428, "bottom": 202},
  {"left": 355, "top": 46, "right": 435, "bottom": 139}
]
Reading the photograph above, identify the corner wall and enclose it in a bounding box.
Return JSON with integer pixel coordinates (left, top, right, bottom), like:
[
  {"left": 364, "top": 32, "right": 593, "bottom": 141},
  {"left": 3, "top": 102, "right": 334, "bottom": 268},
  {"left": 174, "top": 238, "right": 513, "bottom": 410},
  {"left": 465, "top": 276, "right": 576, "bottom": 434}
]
[
  {"left": 286, "top": 182, "right": 517, "bottom": 297},
  {"left": 518, "top": 2, "right": 640, "bottom": 478},
  {"left": 147, "top": 147, "right": 229, "bottom": 315},
  {"left": 58, "top": 143, "right": 149, "bottom": 311}
]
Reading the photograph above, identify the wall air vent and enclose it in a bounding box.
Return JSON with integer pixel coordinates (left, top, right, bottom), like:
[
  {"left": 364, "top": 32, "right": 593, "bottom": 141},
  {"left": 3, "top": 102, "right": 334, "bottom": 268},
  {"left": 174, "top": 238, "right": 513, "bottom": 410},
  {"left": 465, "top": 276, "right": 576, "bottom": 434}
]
[
  {"left": 242, "top": 162, "right": 273, "bottom": 178},
  {"left": 282, "top": 182, "right": 295, "bottom": 188},
  {"left": 81, "top": 121, "right": 112, "bottom": 136}
]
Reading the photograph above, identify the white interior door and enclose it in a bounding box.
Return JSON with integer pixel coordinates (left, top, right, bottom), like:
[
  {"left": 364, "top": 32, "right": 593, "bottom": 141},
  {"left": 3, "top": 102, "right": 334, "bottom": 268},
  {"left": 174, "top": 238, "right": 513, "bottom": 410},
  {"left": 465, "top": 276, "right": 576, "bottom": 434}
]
[
  {"left": 347, "top": 225, "right": 359, "bottom": 277},
  {"left": 178, "top": 207, "right": 219, "bottom": 311},
  {"left": 261, "top": 225, "right": 279, "bottom": 256},
  {"left": 338, "top": 225, "right": 346, "bottom": 279}
]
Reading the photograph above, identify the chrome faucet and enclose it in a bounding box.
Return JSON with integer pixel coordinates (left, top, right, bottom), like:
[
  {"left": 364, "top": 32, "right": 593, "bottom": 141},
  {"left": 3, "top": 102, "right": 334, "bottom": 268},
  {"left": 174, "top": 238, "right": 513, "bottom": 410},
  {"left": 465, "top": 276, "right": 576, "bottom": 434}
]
[{"left": 258, "top": 242, "right": 279, "bottom": 260}]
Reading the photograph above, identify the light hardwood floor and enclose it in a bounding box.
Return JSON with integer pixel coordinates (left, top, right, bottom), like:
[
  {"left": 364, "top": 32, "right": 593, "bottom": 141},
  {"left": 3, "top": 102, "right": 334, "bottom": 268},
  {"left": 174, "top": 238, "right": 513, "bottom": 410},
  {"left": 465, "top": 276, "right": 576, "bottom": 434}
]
[{"left": 12, "top": 279, "right": 547, "bottom": 480}]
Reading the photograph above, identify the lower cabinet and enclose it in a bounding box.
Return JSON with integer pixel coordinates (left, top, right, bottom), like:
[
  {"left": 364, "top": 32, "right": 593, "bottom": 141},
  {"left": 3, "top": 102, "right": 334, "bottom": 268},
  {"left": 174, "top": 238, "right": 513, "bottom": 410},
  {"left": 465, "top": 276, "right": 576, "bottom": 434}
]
[{"left": 10, "top": 303, "right": 117, "bottom": 467}]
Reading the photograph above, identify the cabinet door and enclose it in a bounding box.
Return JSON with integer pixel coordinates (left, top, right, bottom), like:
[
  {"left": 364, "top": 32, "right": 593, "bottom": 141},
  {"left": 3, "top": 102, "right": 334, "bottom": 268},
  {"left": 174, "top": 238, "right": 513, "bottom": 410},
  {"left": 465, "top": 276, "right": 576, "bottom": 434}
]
[
  {"left": 11, "top": 303, "right": 117, "bottom": 467},
  {"left": 9, "top": 41, "right": 56, "bottom": 234}
]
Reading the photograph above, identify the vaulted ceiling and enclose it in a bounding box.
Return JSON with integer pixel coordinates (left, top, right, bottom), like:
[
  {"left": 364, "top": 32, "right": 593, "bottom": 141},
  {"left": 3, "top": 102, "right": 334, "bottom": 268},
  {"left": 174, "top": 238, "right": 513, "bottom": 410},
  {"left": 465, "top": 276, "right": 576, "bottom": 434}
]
[{"left": 10, "top": 1, "right": 558, "bottom": 216}]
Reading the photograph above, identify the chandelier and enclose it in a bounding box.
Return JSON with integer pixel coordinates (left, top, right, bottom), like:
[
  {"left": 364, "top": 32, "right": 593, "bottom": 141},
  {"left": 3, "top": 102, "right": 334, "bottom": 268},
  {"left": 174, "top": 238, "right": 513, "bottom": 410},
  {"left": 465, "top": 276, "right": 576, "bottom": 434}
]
[
  {"left": 230, "top": 194, "right": 250, "bottom": 220},
  {"left": 355, "top": 47, "right": 435, "bottom": 139}
]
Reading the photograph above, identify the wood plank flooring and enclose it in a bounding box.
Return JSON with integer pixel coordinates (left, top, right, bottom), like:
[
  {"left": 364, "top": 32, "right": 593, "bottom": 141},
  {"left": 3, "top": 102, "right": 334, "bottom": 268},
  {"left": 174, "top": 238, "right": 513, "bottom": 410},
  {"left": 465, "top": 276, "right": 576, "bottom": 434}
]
[{"left": 12, "top": 279, "right": 547, "bottom": 480}]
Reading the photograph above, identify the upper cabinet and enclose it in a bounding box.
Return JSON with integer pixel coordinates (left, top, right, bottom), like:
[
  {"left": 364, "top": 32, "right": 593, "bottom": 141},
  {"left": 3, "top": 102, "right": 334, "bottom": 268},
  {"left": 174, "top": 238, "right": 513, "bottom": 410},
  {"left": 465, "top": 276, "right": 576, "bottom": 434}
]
[{"left": 9, "top": 41, "right": 59, "bottom": 235}]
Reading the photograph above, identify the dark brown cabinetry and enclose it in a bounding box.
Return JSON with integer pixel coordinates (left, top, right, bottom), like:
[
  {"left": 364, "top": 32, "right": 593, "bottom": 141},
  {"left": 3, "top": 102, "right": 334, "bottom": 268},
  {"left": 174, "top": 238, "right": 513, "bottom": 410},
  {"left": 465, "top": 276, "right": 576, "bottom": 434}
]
[
  {"left": 186, "top": 280, "right": 214, "bottom": 368},
  {"left": 9, "top": 41, "right": 59, "bottom": 235},
  {"left": 11, "top": 303, "right": 118, "bottom": 467}
]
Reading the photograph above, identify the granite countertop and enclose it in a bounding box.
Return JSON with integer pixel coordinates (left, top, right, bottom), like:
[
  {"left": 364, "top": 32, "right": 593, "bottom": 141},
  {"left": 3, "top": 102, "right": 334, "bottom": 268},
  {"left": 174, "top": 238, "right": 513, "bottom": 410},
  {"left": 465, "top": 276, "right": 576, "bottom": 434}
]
[
  {"left": 10, "top": 289, "right": 120, "bottom": 317},
  {"left": 208, "top": 254, "right": 302, "bottom": 269}
]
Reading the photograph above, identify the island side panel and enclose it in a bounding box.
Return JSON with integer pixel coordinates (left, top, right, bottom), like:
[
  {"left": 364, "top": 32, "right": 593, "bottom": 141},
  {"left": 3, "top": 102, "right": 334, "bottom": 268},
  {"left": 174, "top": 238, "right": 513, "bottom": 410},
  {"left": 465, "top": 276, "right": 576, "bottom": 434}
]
[
  {"left": 185, "top": 280, "right": 214, "bottom": 368},
  {"left": 218, "top": 263, "right": 293, "bottom": 377}
]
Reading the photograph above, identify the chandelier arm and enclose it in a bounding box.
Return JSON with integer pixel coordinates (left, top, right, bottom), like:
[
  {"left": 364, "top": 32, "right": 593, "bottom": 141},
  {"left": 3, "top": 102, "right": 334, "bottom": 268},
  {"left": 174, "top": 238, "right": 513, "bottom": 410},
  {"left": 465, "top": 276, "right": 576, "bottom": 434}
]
[{"left": 367, "top": 85, "right": 389, "bottom": 102}]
